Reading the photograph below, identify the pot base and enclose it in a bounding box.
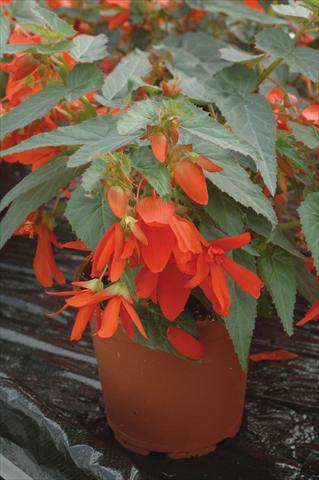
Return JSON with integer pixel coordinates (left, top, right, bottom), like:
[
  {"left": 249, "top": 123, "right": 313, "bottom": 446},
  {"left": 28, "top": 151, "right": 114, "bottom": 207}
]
[{"left": 114, "top": 430, "right": 219, "bottom": 458}]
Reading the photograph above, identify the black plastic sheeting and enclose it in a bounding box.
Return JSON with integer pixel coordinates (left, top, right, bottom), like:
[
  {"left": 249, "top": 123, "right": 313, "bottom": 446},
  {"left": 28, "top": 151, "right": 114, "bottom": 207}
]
[{"left": 0, "top": 235, "right": 319, "bottom": 480}]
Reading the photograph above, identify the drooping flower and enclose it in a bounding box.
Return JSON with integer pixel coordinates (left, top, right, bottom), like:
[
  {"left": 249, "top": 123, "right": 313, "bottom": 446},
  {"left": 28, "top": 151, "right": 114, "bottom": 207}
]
[
  {"left": 107, "top": 185, "right": 129, "bottom": 218},
  {"left": 48, "top": 280, "right": 147, "bottom": 340},
  {"left": 173, "top": 154, "right": 223, "bottom": 205},
  {"left": 187, "top": 233, "right": 263, "bottom": 317},
  {"left": 91, "top": 218, "right": 147, "bottom": 279},
  {"left": 150, "top": 132, "right": 169, "bottom": 163},
  {"left": 33, "top": 223, "right": 65, "bottom": 288}
]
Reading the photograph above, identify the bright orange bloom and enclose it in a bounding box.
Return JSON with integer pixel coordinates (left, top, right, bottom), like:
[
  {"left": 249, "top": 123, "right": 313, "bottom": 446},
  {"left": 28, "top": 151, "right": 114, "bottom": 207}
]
[
  {"left": 150, "top": 133, "right": 169, "bottom": 163},
  {"left": 249, "top": 350, "right": 298, "bottom": 362},
  {"left": 187, "top": 233, "right": 263, "bottom": 317},
  {"left": 167, "top": 326, "right": 204, "bottom": 360},
  {"left": 136, "top": 196, "right": 206, "bottom": 273},
  {"left": 173, "top": 156, "right": 223, "bottom": 205},
  {"left": 302, "top": 104, "right": 319, "bottom": 127},
  {"left": 48, "top": 280, "right": 147, "bottom": 340},
  {"left": 296, "top": 301, "right": 319, "bottom": 327},
  {"left": 91, "top": 219, "right": 147, "bottom": 279},
  {"left": 107, "top": 186, "right": 129, "bottom": 218},
  {"left": 33, "top": 224, "right": 65, "bottom": 288}
]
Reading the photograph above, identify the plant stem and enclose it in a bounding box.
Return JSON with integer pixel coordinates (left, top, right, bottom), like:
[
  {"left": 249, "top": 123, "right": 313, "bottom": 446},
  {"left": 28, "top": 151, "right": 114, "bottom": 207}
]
[
  {"left": 256, "top": 57, "right": 283, "bottom": 88},
  {"left": 208, "top": 103, "right": 217, "bottom": 120},
  {"left": 278, "top": 220, "right": 300, "bottom": 230}
]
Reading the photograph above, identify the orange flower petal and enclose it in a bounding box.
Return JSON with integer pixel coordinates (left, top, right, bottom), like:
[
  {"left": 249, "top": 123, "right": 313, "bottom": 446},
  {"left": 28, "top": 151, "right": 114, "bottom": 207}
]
[
  {"left": 66, "top": 290, "right": 95, "bottom": 307},
  {"left": 136, "top": 196, "right": 175, "bottom": 226},
  {"left": 109, "top": 222, "right": 126, "bottom": 282},
  {"left": 249, "top": 350, "right": 298, "bottom": 362},
  {"left": 222, "top": 255, "right": 263, "bottom": 299},
  {"left": 140, "top": 223, "right": 175, "bottom": 273},
  {"left": 121, "top": 298, "right": 148, "bottom": 338},
  {"left": 167, "top": 327, "right": 204, "bottom": 360},
  {"left": 98, "top": 296, "right": 121, "bottom": 338},
  {"left": 135, "top": 268, "right": 158, "bottom": 299},
  {"left": 187, "top": 252, "right": 209, "bottom": 288},
  {"left": 107, "top": 186, "right": 128, "bottom": 219},
  {"left": 70, "top": 304, "right": 94, "bottom": 341},
  {"left": 197, "top": 156, "right": 223, "bottom": 173},
  {"left": 296, "top": 300, "right": 319, "bottom": 326},
  {"left": 91, "top": 225, "right": 115, "bottom": 277},
  {"left": 169, "top": 214, "right": 206, "bottom": 254},
  {"left": 150, "top": 133, "right": 169, "bottom": 163},
  {"left": 210, "top": 263, "right": 231, "bottom": 317},
  {"left": 174, "top": 159, "right": 208, "bottom": 205},
  {"left": 210, "top": 232, "right": 251, "bottom": 251},
  {"left": 157, "top": 262, "right": 192, "bottom": 320}
]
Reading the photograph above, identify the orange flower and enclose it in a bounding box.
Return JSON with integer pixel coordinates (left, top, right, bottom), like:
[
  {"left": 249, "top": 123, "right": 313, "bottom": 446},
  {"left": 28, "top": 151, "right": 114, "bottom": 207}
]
[
  {"left": 107, "top": 186, "right": 129, "bottom": 218},
  {"left": 91, "top": 219, "right": 147, "bottom": 279},
  {"left": 136, "top": 196, "right": 206, "bottom": 273},
  {"left": 150, "top": 133, "right": 169, "bottom": 163},
  {"left": 302, "top": 104, "right": 319, "bottom": 127},
  {"left": 296, "top": 301, "right": 319, "bottom": 327},
  {"left": 167, "top": 326, "right": 204, "bottom": 360},
  {"left": 33, "top": 224, "right": 65, "bottom": 288},
  {"left": 48, "top": 280, "right": 147, "bottom": 340},
  {"left": 187, "top": 233, "right": 263, "bottom": 317},
  {"left": 173, "top": 156, "right": 223, "bottom": 205}
]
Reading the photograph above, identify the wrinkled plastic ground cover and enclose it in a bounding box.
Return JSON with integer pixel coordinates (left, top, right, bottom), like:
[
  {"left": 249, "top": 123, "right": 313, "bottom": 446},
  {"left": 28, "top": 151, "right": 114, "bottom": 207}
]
[{"left": 0, "top": 235, "right": 318, "bottom": 480}]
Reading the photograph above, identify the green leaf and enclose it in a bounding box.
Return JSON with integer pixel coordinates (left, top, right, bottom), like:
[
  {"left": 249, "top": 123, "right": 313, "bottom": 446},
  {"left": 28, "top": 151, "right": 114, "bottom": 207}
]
[
  {"left": 132, "top": 148, "right": 172, "bottom": 198},
  {"left": 205, "top": 182, "right": 244, "bottom": 235},
  {"left": 65, "top": 185, "right": 116, "bottom": 250},
  {"left": 180, "top": 108, "right": 259, "bottom": 161},
  {"left": 0, "top": 15, "right": 10, "bottom": 47},
  {"left": 276, "top": 133, "right": 312, "bottom": 176},
  {"left": 298, "top": 192, "right": 319, "bottom": 273},
  {"left": 294, "top": 257, "right": 319, "bottom": 305},
  {"left": 9, "top": 1, "right": 75, "bottom": 38},
  {"left": 256, "top": 28, "right": 319, "bottom": 82},
  {"left": 271, "top": 3, "right": 312, "bottom": 19},
  {"left": 157, "top": 31, "right": 230, "bottom": 78},
  {"left": 117, "top": 99, "right": 158, "bottom": 135},
  {"left": 100, "top": 49, "right": 151, "bottom": 107},
  {"left": 291, "top": 123, "right": 319, "bottom": 149},
  {"left": 206, "top": 65, "right": 277, "bottom": 194},
  {"left": 0, "top": 157, "right": 86, "bottom": 248},
  {"left": 258, "top": 248, "right": 296, "bottom": 335},
  {"left": 0, "top": 115, "right": 114, "bottom": 157},
  {"left": 223, "top": 250, "right": 258, "bottom": 370},
  {"left": 82, "top": 159, "right": 107, "bottom": 192},
  {"left": 186, "top": 0, "right": 287, "bottom": 24},
  {"left": 0, "top": 41, "right": 72, "bottom": 55},
  {"left": 64, "top": 63, "right": 104, "bottom": 102},
  {"left": 67, "top": 122, "right": 138, "bottom": 167},
  {"left": 245, "top": 209, "right": 305, "bottom": 259},
  {"left": 219, "top": 46, "right": 264, "bottom": 64},
  {"left": 70, "top": 34, "right": 108, "bottom": 63},
  {"left": 0, "top": 84, "right": 66, "bottom": 140}
]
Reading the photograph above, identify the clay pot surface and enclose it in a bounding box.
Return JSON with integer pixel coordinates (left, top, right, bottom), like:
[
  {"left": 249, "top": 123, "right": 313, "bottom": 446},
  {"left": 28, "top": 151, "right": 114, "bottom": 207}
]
[{"left": 91, "top": 318, "right": 247, "bottom": 459}]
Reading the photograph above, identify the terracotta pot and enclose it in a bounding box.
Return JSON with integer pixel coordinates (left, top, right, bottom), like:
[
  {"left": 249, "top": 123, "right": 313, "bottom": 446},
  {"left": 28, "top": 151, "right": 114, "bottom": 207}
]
[{"left": 91, "top": 318, "right": 247, "bottom": 459}]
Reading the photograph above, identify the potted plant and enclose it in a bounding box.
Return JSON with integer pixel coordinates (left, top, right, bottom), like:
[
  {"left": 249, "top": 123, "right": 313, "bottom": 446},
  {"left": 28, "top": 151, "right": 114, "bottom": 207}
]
[{"left": 0, "top": 0, "right": 318, "bottom": 459}]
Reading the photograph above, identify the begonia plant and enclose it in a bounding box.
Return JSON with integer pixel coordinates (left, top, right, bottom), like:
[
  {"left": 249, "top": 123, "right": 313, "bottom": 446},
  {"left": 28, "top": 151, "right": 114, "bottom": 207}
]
[{"left": 0, "top": 0, "right": 318, "bottom": 368}]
